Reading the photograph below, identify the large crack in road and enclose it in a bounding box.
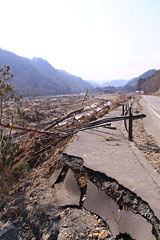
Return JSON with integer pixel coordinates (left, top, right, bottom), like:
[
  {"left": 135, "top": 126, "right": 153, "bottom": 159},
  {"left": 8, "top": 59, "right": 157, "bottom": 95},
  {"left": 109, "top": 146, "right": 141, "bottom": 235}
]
[{"left": 50, "top": 154, "right": 160, "bottom": 240}]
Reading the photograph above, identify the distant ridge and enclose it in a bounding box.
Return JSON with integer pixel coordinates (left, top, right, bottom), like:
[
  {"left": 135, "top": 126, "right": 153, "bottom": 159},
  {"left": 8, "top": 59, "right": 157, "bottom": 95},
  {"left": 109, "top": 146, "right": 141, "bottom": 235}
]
[
  {"left": 0, "top": 49, "right": 91, "bottom": 96},
  {"left": 125, "top": 69, "right": 156, "bottom": 91},
  {"left": 137, "top": 70, "right": 160, "bottom": 93},
  {"left": 102, "top": 79, "right": 128, "bottom": 88}
]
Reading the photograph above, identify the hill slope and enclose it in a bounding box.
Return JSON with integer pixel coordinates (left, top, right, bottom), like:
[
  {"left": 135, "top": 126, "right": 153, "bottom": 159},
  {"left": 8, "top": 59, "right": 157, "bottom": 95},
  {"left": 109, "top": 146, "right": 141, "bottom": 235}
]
[
  {"left": 137, "top": 70, "right": 160, "bottom": 93},
  {"left": 0, "top": 49, "right": 91, "bottom": 96},
  {"left": 125, "top": 69, "right": 156, "bottom": 91}
]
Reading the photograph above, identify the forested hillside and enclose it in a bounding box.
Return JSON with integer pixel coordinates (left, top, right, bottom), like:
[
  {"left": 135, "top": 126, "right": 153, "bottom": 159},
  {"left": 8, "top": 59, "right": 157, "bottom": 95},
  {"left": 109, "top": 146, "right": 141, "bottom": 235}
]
[
  {"left": 137, "top": 70, "right": 160, "bottom": 93},
  {"left": 0, "top": 49, "right": 91, "bottom": 96},
  {"left": 124, "top": 69, "right": 156, "bottom": 92}
]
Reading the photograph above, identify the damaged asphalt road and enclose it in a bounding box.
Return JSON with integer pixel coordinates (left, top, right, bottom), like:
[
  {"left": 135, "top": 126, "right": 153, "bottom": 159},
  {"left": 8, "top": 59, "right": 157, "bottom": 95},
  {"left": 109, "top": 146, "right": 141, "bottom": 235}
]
[
  {"left": 0, "top": 95, "right": 160, "bottom": 240},
  {"left": 61, "top": 105, "right": 160, "bottom": 240},
  {"left": 51, "top": 153, "right": 160, "bottom": 240}
]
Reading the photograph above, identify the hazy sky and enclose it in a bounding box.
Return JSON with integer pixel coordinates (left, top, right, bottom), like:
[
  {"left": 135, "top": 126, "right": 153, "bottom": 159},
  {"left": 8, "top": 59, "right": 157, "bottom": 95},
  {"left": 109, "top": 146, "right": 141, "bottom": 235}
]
[{"left": 1, "top": 0, "right": 160, "bottom": 81}]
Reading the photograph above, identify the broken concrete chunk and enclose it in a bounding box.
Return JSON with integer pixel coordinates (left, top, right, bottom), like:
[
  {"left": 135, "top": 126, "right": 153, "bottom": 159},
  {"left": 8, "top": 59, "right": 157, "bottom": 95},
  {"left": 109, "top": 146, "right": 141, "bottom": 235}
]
[
  {"left": 84, "top": 181, "right": 120, "bottom": 237},
  {"left": 55, "top": 169, "right": 81, "bottom": 207},
  {"left": 119, "top": 210, "right": 155, "bottom": 240},
  {"left": 0, "top": 221, "right": 19, "bottom": 240},
  {"left": 49, "top": 168, "right": 63, "bottom": 187}
]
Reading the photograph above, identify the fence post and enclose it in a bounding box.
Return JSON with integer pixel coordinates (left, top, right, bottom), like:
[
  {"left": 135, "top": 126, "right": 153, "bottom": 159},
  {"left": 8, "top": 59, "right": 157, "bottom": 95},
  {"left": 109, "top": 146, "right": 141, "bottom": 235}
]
[
  {"left": 125, "top": 103, "right": 127, "bottom": 114},
  {"left": 128, "top": 107, "right": 133, "bottom": 141},
  {"left": 122, "top": 104, "right": 125, "bottom": 115}
]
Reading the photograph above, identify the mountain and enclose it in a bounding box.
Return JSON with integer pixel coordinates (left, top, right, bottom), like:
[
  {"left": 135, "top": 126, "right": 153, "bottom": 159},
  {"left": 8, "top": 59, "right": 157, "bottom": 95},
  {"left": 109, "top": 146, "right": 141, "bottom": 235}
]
[
  {"left": 125, "top": 69, "right": 156, "bottom": 91},
  {"left": 0, "top": 49, "right": 91, "bottom": 96},
  {"left": 140, "top": 69, "right": 156, "bottom": 79},
  {"left": 137, "top": 70, "right": 160, "bottom": 93},
  {"left": 102, "top": 79, "right": 128, "bottom": 88}
]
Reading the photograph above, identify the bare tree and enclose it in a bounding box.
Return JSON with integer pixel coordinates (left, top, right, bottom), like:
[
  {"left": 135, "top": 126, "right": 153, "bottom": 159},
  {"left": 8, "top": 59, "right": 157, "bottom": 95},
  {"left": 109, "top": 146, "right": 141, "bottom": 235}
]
[{"left": 0, "top": 65, "right": 22, "bottom": 122}]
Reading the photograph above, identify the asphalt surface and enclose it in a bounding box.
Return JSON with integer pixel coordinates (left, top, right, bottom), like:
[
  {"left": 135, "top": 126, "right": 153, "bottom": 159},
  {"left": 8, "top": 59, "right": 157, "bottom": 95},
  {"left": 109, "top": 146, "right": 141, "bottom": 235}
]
[
  {"left": 64, "top": 106, "right": 160, "bottom": 220},
  {"left": 141, "top": 95, "right": 160, "bottom": 146},
  {"left": 63, "top": 102, "right": 160, "bottom": 239}
]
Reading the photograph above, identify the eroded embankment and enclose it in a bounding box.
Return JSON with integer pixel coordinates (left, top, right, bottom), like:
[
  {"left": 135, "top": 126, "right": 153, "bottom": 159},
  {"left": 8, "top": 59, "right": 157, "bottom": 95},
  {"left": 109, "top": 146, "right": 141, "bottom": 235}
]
[{"left": 51, "top": 154, "right": 160, "bottom": 240}]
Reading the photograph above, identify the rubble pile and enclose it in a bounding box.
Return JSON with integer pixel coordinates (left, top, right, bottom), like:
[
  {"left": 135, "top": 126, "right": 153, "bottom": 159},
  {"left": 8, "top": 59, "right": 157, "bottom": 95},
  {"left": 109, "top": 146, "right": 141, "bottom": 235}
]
[{"left": 0, "top": 93, "right": 134, "bottom": 240}]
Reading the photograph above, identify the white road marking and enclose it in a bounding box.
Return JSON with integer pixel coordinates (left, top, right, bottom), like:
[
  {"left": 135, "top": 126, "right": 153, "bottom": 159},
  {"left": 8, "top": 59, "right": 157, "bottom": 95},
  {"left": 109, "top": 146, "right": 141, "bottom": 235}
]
[
  {"left": 151, "top": 107, "right": 160, "bottom": 119},
  {"left": 151, "top": 105, "right": 160, "bottom": 112}
]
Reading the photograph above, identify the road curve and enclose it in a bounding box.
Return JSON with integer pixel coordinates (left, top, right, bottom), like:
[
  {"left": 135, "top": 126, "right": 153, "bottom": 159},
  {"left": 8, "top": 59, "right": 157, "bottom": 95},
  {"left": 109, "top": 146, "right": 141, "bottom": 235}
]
[{"left": 140, "top": 95, "right": 160, "bottom": 146}]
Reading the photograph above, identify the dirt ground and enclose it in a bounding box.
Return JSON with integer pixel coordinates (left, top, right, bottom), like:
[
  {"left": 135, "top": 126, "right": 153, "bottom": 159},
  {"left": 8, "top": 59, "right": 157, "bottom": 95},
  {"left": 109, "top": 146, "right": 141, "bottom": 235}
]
[{"left": 132, "top": 95, "right": 160, "bottom": 173}]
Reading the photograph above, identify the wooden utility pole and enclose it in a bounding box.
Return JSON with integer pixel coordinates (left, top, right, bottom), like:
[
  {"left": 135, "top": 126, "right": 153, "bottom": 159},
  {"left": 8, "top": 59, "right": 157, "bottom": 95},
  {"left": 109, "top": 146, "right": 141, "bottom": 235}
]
[{"left": 128, "top": 107, "right": 133, "bottom": 141}]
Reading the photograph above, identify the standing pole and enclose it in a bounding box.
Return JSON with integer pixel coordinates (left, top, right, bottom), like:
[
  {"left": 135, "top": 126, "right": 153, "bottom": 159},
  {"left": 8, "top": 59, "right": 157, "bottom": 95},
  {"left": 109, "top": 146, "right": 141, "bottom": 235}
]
[
  {"left": 122, "top": 104, "right": 125, "bottom": 115},
  {"left": 128, "top": 107, "right": 133, "bottom": 141},
  {"left": 82, "top": 89, "right": 88, "bottom": 107},
  {"left": 125, "top": 103, "right": 127, "bottom": 115}
]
